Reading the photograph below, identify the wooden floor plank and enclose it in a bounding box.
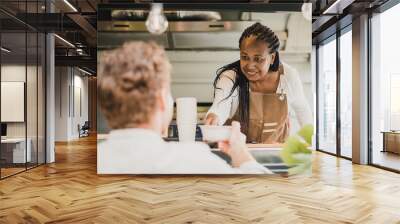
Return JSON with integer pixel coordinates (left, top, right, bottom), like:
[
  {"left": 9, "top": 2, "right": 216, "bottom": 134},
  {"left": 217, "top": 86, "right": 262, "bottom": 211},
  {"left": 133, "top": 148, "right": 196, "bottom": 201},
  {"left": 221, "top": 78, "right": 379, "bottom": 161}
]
[{"left": 0, "top": 135, "right": 400, "bottom": 223}]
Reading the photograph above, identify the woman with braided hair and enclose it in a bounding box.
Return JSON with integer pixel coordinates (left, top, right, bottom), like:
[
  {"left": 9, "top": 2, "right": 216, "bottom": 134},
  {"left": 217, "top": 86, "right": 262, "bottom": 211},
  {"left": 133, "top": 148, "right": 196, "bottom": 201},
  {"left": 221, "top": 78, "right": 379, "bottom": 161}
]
[{"left": 205, "top": 22, "right": 312, "bottom": 144}]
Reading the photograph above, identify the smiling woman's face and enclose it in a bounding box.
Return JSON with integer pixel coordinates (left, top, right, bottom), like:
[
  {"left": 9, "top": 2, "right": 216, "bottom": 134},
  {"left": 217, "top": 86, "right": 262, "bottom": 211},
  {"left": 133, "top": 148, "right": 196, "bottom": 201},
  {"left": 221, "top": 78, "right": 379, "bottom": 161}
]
[{"left": 240, "top": 35, "right": 275, "bottom": 82}]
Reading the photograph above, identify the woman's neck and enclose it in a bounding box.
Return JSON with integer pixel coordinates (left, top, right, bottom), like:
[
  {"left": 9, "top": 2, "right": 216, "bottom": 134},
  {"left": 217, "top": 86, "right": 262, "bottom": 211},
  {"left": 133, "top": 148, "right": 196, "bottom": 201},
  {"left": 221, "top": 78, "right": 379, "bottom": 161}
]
[{"left": 249, "top": 70, "right": 280, "bottom": 93}]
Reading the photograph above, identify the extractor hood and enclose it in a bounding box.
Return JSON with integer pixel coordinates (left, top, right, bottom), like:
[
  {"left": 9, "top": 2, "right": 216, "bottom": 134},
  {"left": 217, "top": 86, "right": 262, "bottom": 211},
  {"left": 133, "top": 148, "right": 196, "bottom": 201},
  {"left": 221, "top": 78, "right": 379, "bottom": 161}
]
[
  {"left": 98, "top": 20, "right": 288, "bottom": 50},
  {"left": 98, "top": 10, "right": 310, "bottom": 56}
]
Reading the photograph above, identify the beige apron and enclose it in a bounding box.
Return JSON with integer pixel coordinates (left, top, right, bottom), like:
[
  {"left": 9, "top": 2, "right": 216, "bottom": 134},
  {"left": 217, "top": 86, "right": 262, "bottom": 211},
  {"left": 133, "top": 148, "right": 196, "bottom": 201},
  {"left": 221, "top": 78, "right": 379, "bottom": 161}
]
[{"left": 226, "top": 69, "right": 290, "bottom": 144}]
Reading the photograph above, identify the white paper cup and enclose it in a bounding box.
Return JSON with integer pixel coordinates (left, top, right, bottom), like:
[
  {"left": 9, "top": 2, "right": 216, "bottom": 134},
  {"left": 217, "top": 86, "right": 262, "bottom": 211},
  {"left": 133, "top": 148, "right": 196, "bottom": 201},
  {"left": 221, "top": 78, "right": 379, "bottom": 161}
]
[
  {"left": 178, "top": 123, "right": 196, "bottom": 142},
  {"left": 199, "top": 125, "right": 232, "bottom": 142},
  {"left": 176, "top": 97, "right": 197, "bottom": 125}
]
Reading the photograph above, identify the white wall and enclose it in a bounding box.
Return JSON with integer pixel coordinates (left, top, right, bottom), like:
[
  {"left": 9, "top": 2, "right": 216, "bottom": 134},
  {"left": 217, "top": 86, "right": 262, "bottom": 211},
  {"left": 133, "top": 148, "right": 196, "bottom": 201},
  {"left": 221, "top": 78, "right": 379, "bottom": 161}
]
[
  {"left": 1, "top": 65, "right": 26, "bottom": 139},
  {"left": 55, "top": 67, "right": 89, "bottom": 141},
  {"left": 72, "top": 73, "right": 89, "bottom": 138},
  {"left": 1, "top": 65, "right": 38, "bottom": 138},
  {"left": 55, "top": 67, "right": 68, "bottom": 141},
  {"left": 1, "top": 64, "right": 46, "bottom": 163},
  {"left": 166, "top": 51, "right": 237, "bottom": 103}
]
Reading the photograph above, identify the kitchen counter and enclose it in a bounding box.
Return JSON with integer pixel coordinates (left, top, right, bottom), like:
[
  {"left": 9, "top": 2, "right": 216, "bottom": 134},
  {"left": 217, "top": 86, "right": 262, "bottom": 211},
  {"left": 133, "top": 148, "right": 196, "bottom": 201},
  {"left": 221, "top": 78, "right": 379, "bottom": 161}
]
[
  {"left": 97, "top": 133, "right": 289, "bottom": 174},
  {"left": 209, "top": 144, "right": 288, "bottom": 174}
]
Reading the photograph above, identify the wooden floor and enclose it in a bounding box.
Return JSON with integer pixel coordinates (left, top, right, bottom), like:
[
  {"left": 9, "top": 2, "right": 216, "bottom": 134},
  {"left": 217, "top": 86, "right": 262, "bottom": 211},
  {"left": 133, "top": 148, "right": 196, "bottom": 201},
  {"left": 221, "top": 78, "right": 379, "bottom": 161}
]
[
  {"left": 1, "top": 135, "right": 400, "bottom": 224},
  {"left": 1, "top": 167, "right": 26, "bottom": 178},
  {"left": 1, "top": 164, "right": 44, "bottom": 178}
]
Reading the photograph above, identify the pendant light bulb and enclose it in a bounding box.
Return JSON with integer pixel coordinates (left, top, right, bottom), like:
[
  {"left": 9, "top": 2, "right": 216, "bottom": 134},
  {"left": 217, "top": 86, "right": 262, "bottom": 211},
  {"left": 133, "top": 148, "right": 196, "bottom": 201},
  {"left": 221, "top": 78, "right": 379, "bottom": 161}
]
[{"left": 146, "top": 3, "right": 168, "bottom": 35}]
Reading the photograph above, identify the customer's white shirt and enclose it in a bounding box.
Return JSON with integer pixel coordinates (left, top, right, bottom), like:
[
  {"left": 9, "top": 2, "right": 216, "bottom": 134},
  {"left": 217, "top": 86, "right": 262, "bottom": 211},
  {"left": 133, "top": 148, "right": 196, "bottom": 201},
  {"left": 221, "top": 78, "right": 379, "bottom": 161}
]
[
  {"left": 207, "top": 62, "right": 313, "bottom": 127},
  {"left": 97, "top": 128, "right": 272, "bottom": 174}
]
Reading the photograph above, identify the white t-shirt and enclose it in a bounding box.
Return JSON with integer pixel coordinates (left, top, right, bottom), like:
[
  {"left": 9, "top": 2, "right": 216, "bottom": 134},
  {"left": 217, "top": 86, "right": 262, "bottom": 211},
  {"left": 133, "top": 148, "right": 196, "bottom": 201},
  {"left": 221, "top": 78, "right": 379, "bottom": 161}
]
[
  {"left": 207, "top": 62, "right": 312, "bottom": 128},
  {"left": 97, "top": 128, "right": 272, "bottom": 174}
]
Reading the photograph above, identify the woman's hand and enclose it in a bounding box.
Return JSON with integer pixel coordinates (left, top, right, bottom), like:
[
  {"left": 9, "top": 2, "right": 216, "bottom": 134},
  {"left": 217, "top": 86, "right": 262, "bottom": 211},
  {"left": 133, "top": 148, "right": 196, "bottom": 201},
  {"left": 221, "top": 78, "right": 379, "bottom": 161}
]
[
  {"left": 218, "top": 121, "right": 254, "bottom": 167},
  {"left": 204, "top": 113, "right": 219, "bottom": 125}
]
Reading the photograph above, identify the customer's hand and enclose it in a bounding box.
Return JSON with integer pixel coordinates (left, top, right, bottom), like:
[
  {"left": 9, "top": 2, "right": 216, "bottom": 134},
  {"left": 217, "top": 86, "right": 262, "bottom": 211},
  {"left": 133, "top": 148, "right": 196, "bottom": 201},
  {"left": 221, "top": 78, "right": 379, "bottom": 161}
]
[
  {"left": 218, "top": 121, "right": 254, "bottom": 167},
  {"left": 204, "top": 113, "right": 219, "bottom": 125}
]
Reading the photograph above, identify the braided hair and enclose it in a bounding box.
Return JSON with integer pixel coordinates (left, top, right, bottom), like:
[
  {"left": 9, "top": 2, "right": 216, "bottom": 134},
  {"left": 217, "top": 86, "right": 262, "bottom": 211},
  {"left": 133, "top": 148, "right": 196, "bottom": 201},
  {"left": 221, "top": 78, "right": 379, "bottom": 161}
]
[{"left": 212, "top": 22, "right": 280, "bottom": 135}]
